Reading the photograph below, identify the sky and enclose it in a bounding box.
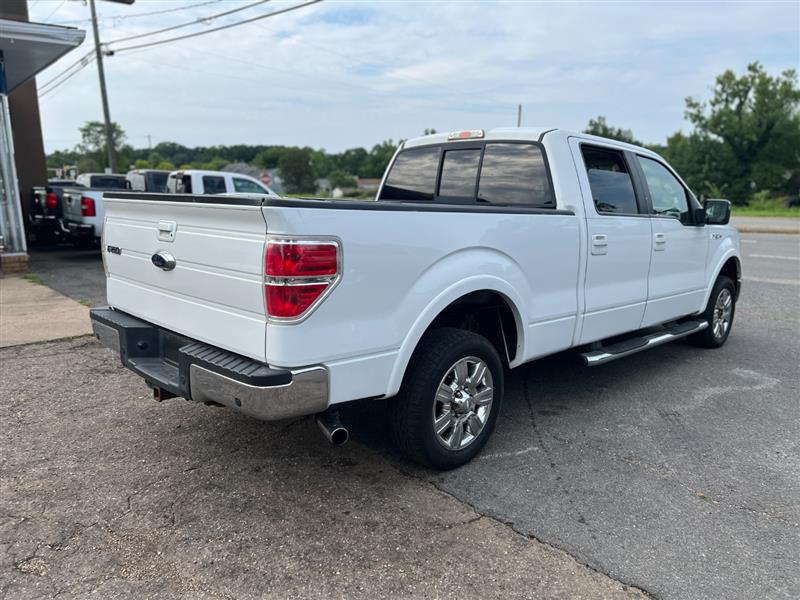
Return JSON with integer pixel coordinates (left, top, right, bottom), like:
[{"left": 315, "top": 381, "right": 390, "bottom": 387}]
[{"left": 28, "top": 0, "right": 800, "bottom": 154}]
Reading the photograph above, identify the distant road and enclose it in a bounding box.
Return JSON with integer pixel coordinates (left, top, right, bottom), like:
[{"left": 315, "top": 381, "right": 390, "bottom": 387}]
[{"left": 732, "top": 216, "right": 799, "bottom": 234}]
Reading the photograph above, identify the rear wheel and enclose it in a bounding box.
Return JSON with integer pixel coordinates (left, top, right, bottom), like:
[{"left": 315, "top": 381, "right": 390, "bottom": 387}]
[
  {"left": 390, "top": 328, "right": 504, "bottom": 470},
  {"left": 689, "top": 275, "right": 736, "bottom": 348}
]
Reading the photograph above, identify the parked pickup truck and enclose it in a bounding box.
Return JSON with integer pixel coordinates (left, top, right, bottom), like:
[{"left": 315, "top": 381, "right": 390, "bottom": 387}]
[
  {"left": 30, "top": 179, "right": 84, "bottom": 242},
  {"left": 165, "top": 169, "right": 276, "bottom": 196},
  {"left": 61, "top": 173, "right": 130, "bottom": 247},
  {"left": 90, "top": 127, "right": 741, "bottom": 469},
  {"left": 127, "top": 169, "right": 170, "bottom": 193}
]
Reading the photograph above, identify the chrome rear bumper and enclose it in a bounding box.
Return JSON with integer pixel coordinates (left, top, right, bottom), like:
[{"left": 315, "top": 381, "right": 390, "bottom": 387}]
[
  {"left": 189, "top": 364, "right": 328, "bottom": 421},
  {"left": 90, "top": 307, "right": 329, "bottom": 421}
]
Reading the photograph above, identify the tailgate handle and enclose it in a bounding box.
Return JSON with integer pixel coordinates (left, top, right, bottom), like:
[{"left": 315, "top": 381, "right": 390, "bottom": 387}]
[{"left": 157, "top": 220, "right": 177, "bottom": 242}]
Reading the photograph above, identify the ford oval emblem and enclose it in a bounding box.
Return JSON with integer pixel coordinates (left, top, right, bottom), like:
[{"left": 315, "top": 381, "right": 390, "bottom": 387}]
[{"left": 151, "top": 250, "right": 176, "bottom": 271}]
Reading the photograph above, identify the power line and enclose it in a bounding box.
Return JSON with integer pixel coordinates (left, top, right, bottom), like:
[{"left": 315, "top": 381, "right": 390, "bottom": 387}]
[
  {"left": 108, "top": 0, "right": 323, "bottom": 54},
  {"left": 45, "top": 0, "right": 225, "bottom": 25},
  {"left": 38, "top": 56, "right": 95, "bottom": 98},
  {"left": 41, "top": 0, "right": 68, "bottom": 23},
  {"left": 38, "top": 50, "right": 95, "bottom": 90},
  {"left": 107, "top": 0, "right": 274, "bottom": 45},
  {"left": 105, "top": 0, "right": 225, "bottom": 21}
]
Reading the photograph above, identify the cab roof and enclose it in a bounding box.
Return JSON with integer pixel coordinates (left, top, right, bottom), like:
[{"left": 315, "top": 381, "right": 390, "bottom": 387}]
[{"left": 402, "top": 127, "right": 658, "bottom": 157}]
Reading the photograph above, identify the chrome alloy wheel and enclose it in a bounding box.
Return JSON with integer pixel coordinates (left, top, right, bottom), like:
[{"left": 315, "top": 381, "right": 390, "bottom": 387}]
[
  {"left": 712, "top": 288, "right": 733, "bottom": 339},
  {"left": 432, "top": 356, "right": 494, "bottom": 451}
]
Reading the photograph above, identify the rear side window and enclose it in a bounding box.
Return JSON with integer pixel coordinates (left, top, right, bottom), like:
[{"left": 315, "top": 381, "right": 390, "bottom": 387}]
[
  {"left": 581, "top": 146, "right": 639, "bottom": 215},
  {"left": 379, "top": 146, "right": 440, "bottom": 201},
  {"left": 202, "top": 176, "right": 226, "bottom": 195},
  {"left": 439, "top": 149, "right": 481, "bottom": 198},
  {"left": 233, "top": 177, "right": 267, "bottom": 194},
  {"left": 478, "top": 144, "right": 553, "bottom": 207}
]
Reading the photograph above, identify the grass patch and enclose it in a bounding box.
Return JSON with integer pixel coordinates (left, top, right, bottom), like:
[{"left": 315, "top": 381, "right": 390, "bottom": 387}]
[
  {"left": 731, "top": 196, "right": 800, "bottom": 218},
  {"left": 78, "top": 299, "right": 92, "bottom": 307},
  {"left": 22, "top": 273, "right": 47, "bottom": 286}
]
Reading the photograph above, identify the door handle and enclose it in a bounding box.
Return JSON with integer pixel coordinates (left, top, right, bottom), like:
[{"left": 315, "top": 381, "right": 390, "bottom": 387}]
[
  {"left": 654, "top": 232, "right": 666, "bottom": 251},
  {"left": 591, "top": 234, "right": 608, "bottom": 255}
]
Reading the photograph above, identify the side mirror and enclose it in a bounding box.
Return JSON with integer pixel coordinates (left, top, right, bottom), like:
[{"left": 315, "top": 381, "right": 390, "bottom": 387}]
[
  {"left": 704, "top": 199, "right": 732, "bottom": 225},
  {"left": 693, "top": 207, "right": 706, "bottom": 226}
]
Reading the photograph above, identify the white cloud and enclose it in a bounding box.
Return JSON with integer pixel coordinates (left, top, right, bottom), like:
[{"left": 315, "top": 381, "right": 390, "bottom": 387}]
[{"left": 29, "top": 0, "right": 800, "bottom": 154}]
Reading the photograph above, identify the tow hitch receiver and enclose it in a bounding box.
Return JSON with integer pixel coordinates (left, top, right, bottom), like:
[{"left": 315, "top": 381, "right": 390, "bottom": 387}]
[{"left": 152, "top": 386, "right": 177, "bottom": 402}]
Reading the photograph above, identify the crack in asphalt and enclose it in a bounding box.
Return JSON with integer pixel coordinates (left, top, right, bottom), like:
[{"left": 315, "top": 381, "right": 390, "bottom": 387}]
[{"left": 407, "top": 468, "right": 659, "bottom": 600}]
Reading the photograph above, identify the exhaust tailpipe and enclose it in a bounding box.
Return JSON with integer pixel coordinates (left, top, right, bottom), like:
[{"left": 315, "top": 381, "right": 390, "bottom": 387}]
[{"left": 315, "top": 410, "right": 349, "bottom": 446}]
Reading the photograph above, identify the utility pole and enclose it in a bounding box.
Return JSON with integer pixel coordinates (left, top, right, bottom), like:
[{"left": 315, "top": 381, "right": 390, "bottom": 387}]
[
  {"left": 147, "top": 134, "right": 152, "bottom": 151},
  {"left": 517, "top": 104, "right": 522, "bottom": 127},
  {"left": 89, "top": 0, "right": 116, "bottom": 173}
]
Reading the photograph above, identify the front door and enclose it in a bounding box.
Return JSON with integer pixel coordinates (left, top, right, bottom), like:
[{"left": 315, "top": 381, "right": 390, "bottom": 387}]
[
  {"left": 570, "top": 139, "right": 653, "bottom": 344},
  {"left": 634, "top": 155, "right": 709, "bottom": 326}
]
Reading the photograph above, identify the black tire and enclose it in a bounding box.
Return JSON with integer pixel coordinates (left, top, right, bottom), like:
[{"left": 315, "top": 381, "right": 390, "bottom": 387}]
[
  {"left": 689, "top": 275, "right": 736, "bottom": 348},
  {"left": 389, "top": 328, "right": 504, "bottom": 470}
]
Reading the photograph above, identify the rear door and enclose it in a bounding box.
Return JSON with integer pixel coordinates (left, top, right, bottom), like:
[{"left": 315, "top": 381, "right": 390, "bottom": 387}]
[
  {"left": 103, "top": 194, "right": 269, "bottom": 360},
  {"left": 634, "top": 155, "right": 708, "bottom": 325},
  {"left": 570, "top": 139, "right": 653, "bottom": 344}
]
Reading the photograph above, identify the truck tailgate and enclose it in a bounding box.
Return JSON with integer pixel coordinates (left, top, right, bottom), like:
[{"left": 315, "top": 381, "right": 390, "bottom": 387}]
[
  {"left": 61, "top": 188, "right": 87, "bottom": 221},
  {"left": 103, "top": 195, "right": 268, "bottom": 360}
]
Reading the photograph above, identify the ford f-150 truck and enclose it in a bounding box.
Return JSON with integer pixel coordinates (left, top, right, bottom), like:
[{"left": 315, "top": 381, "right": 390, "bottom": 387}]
[{"left": 90, "top": 127, "right": 741, "bottom": 469}]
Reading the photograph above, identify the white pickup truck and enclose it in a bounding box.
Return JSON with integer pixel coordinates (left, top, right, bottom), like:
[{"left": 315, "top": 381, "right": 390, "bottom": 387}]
[
  {"left": 90, "top": 127, "right": 741, "bottom": 469},
  {"left": 165, "top": 169, "right": 276, "bottom": 196},
  {"left": 61, "top": 173, "right": 131, "bottom": 247}
]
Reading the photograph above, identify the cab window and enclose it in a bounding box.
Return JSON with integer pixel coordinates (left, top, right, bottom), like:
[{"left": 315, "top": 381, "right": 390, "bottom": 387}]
[
  {"left": 202, "top": 176, "right": 226, "bottom": 195},
  {"left": 233, "top": 177, "right": 267, "bottom": 194},
  {"left": 477, "top": 143, "right": 553, "bottom": 207},
  {"left": 637, "top": 156, "right": 691, "bottom": 224},
  {"left": 379, "top": 146, "right": 440, "bottom": 201},
  {"left": 581, "top": 146, "right": 639, "bottom": 215},
  {"left": 439, "top": 149, "right": 481, "bottom": 198}
]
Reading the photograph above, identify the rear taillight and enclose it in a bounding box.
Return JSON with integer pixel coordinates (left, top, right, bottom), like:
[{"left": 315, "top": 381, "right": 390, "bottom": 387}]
[
  {"left": 45, "top": 192, "right": 58, "bottom": 210},
  {"left": 81, "top": 196, "right": 96, "bottom": 217},
  {"left": 265, "top": 239, "right": 340, "bottom": 320}
]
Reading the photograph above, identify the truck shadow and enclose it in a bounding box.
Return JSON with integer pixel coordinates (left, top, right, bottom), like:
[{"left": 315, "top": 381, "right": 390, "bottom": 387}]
[{"left": 343, "top": 340, "right": 705, "bottom": 465}]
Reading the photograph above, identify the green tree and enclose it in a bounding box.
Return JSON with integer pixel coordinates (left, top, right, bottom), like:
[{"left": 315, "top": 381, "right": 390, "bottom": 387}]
[
  {"left": 363, "top": 140, "right": 398, "bottom": 178},
  {"left": 77, "top": 121, "right": 126, "bottom": 170},
  {"left": 584, "top": 116, "right": 642, "bottom": 145},
  {"left": 684, "top": 63, "right": 800, "bottom": 203},
  {"left": 658, "top": 131, "right": 732, "bottom": 199},
  {"left": 254, "top": 146, "right": 288, "bottom": 169},
  {"left": 328, "top": 169, "right": 357, "bottom": 189},
  {"left": 278, "top": 148, "right": 317, "bottom": 194}
]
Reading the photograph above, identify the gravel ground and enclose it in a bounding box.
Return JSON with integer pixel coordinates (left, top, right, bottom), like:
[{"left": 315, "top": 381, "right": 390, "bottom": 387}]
[{"left": 0, "top": 338, "right": 646, "bottom": 600}]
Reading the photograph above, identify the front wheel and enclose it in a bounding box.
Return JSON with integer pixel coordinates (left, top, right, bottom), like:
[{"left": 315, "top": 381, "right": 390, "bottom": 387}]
[
  {"left": 389, "top": 328, "right": 504, "bottom": 470},
  {"left": 689, "top": 275, "right": 736, "bottom": 348}
]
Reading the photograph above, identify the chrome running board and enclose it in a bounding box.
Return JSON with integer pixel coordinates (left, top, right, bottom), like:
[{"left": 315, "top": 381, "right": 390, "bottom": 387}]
[{"left": 580, "top": 320, "right": 708, "bottom": 366}]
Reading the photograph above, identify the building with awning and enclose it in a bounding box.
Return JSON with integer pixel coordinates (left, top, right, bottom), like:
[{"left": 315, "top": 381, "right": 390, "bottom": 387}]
[{"left": 0, "top": 16, "right": 85, "bottom": 271}]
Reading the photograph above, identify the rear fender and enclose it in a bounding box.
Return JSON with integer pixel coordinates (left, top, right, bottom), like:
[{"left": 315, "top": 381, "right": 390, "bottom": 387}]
[{"left": 385, "top": 249, "right": 526, "bottom": 398}]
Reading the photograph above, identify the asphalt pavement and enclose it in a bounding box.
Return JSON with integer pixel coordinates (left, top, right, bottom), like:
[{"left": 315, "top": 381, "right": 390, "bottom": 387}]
[
  {"left": 6, "top": 232, "right": 799, "bottom": 599},
  {"left": 419, "top": 233, "right": 800, "bottom": 599}
]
